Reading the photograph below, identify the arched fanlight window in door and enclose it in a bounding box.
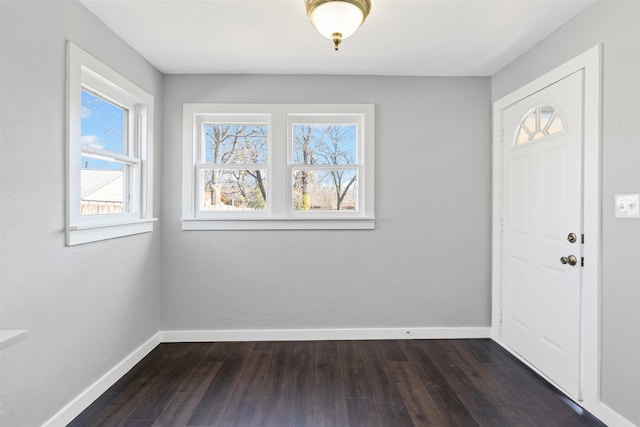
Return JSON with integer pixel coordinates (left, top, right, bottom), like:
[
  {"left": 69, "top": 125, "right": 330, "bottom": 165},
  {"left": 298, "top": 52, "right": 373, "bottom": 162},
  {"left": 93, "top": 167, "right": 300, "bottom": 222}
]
[{"left": 514, "top": 105, "right": 565, "bottom": 145}]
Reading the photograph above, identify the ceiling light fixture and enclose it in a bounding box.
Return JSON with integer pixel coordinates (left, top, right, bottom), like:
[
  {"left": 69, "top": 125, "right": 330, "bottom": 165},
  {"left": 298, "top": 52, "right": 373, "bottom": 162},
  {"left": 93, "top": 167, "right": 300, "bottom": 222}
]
[{"left": 305, "top": 0, "right": 371, "bottom": 51}]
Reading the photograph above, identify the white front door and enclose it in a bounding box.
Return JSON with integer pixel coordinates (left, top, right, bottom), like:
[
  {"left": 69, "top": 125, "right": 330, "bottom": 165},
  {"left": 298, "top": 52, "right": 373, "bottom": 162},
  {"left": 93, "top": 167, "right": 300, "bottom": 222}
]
[{"left": 500, "top": 70, "right": 584, "bottom": 399}]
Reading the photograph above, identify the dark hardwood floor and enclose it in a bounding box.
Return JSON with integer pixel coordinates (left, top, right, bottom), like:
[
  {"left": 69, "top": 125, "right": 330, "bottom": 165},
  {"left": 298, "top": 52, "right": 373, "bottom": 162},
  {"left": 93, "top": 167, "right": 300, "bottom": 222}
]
[{"left": 69, "top": 339, "right": 604, "bottom": 426}]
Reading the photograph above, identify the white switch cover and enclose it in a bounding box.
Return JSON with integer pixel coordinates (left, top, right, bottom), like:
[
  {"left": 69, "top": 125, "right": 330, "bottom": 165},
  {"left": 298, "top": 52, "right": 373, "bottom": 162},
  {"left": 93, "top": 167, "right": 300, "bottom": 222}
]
[{"left": 615, "top": 194, "right": 640, "bottom": 218}]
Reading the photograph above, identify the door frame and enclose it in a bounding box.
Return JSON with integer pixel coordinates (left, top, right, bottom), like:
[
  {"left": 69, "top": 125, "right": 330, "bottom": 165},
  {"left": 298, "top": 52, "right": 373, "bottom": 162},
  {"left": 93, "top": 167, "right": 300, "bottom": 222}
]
[{"left": 491, "top": 45, "right": 601, "bottom": 410}]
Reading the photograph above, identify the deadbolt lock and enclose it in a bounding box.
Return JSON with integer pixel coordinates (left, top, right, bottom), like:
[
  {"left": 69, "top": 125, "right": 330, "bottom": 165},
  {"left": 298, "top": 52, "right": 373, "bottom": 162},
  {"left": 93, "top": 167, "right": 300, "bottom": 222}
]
[
  {"left": 560, "top": 255, "right": 578, "bottom": 266},
  {"left": 567, "top": 233, "right": 577, "bottom": 243}
]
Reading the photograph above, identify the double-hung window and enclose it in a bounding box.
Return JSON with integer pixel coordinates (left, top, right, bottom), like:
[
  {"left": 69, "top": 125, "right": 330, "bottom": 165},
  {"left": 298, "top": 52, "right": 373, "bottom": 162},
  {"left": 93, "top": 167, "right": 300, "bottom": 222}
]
[
  {"left": 182, "top": 104, "right": 374, "bottom": 230},
  {"left": 66, "top": 42, "right": 155, "bottom": 245}
]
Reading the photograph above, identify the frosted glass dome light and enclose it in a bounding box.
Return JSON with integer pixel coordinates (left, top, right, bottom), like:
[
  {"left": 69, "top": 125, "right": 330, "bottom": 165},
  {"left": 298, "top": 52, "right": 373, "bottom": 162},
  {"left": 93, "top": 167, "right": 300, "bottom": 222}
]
[{"left": 305, "top": 0, "right": 371, "bottom": 51}]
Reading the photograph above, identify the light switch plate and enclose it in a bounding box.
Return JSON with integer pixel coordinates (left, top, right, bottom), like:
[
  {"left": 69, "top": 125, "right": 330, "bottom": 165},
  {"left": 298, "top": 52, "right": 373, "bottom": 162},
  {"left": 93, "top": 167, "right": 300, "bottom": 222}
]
[{"left": 615, "top": 194, "right": 640, "bottom": 218}]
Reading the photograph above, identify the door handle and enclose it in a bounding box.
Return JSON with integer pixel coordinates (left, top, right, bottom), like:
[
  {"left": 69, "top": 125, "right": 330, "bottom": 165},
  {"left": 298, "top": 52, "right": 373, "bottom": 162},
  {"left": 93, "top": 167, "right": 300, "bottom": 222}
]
[{"left": 560, "top": 255, "right": 578, "bottom": 266}]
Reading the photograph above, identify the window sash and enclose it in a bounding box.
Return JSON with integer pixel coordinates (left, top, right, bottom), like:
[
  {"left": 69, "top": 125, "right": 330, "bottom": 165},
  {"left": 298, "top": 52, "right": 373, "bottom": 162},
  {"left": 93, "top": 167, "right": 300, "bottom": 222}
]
[
  {"left": 197, "top": 166, "right": 268, "bottom": 213},
  {"left": 289, "top": 122, "right": 360, "bottom": 166},
  {"left": 195, "top": 164, "right": 269, "bottom": 214},
  {"left": 81, "top": 146, "right": 141, "bottom": 165},
  {"left": 195, "top": 115, "right": 270, "bottom": 162},
  {"left": 80, "top": 159, "right": 133, "bottom": 217},
  {"left": 199, "top": 125, "right": 269, "bottom": 165},
  {"left": 80, "top": 87, "right": 134, "bottom": 156},
  {"left": 291, "top": 167, "right": 359, "bottom": 213},
  {"left": 288, "top": 116, "right": 363, "bottom": 216}
]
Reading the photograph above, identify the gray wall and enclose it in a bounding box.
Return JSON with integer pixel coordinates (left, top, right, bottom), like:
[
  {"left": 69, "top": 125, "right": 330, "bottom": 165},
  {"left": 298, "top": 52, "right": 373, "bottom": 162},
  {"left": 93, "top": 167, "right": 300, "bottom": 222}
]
[
  {"left": 162, "top": 75, "right": 492, "bottom": 331},
  {"left": 492, "top": 1, "right": 640, "bottom": 424},
  {"left": 0, "top": 1, "right": 163, "bottom": 426},
  {"left": 7, "top": 0, "right": 635, "bottom": 425}
]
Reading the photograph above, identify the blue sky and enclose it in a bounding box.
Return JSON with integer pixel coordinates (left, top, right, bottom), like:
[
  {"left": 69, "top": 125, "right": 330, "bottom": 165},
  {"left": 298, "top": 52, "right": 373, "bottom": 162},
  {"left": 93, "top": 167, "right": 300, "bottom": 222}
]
[
  {"left": 292, "top": 123, "right": 356, "bottom": 165},
  {"left": 81, "top": 90, "right": 126, "bottom": 171}
]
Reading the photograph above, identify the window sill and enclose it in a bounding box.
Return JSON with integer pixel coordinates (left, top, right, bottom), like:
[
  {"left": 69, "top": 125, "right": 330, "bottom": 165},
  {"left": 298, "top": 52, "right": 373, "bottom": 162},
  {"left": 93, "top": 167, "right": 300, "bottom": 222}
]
[
  {"left": 181, "top": 217, "right": 375, "bottom": 230},
  {"left": 67, "top": 218, "right": 157, "bottom": 245},
  {"left": 0, "top": 330, "right": 27, "bottom": 351}
]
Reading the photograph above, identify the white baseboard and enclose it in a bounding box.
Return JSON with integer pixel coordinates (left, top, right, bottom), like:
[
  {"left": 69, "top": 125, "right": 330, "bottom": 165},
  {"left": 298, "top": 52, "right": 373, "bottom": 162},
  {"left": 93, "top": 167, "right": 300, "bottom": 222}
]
[
  {"left": 42, "top": 332, "right": 161, "bottom": 427},
  {"left": 588, "top": 402, "right": 638, "bottom": 427},
  {"left": 160, "top": 326, "right": 491, "bottom": 342}
]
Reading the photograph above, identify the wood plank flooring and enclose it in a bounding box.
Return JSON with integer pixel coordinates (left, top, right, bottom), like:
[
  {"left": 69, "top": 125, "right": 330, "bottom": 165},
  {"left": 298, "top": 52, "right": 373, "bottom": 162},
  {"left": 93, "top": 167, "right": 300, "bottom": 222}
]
[{"left": 69, "top": 339, "right": 604, "bottom": 426}]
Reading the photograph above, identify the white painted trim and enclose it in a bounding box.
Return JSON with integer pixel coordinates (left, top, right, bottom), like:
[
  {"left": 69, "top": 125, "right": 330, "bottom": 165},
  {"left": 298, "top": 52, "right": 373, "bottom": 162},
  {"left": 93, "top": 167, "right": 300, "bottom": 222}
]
[
  {"left": 492, "top": 45, "right": 604, "bottom": 420},
  {"left": 161, "top": 327, "right": 491, "bottom": 342},
  {"left": 181, "top": 218, "right": 375, "bottom": 230},
  {"left": 0, "top": 330, "right": 27, "bottom": 351},
  {"left": 42, "top": 332, "right": 161, "bottom": 427},
  {"left": 577, "top": 44, "right": 602, "bottom": 414},
  {"left": 66, "top": 42, "right": 155, "bottom": 246},
  {"left": 67, "top": 219, "right": 156, "bottom": 245},
  {"left": 182, "top": 103, "right": 375, "bottom": 230},
  {"left": 587, "top": 402, "right": 638, "bottom": 427}
]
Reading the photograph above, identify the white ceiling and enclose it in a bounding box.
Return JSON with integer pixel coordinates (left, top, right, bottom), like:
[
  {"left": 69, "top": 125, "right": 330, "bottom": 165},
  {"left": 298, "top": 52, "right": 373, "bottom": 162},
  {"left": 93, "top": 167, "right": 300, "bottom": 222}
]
[{"left": 79, "top": 0, "right": 595, "bottom": 76}]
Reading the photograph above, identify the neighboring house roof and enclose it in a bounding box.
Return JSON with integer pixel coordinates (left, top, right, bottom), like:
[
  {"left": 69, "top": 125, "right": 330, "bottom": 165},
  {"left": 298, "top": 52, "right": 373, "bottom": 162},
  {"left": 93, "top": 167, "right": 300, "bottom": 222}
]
[{"left": 81, "top": 170, "right": 123, "bottom": 202}]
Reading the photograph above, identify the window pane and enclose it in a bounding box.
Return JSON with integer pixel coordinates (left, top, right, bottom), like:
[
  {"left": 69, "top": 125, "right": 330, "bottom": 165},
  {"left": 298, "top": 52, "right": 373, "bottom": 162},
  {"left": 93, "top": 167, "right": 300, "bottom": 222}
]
[
  {"left": 538, "top": 106, "right": 554, "bottom": 129},
  {"left": 203, "top": 123, "right": 267, "bottom": 164},
  {"left": 547, "top": 114, "right": 564, "bottom": 135},
  {"left": 522, "top": 111, "right": 536, "bottom": 134},
  {"left": 80, "top": 155, "right": 125, "bottom": 215},
  {"left": 81, "top": 90, "right": 127, "bottom": 155},
  {"left": 201, "top": 169, "right": 267, "bottom": 211},
  {"left": 516, "top": 128, "right": 530, "bottom": 145},
  {"left": 292, "top": 169, "right": 358, "bottom": 212},
  {"left": 515, "top": 106, "right": 565, "bottom": 145},
  {"left": 292, "top": 124, "right": 357, "bottom": 165}
]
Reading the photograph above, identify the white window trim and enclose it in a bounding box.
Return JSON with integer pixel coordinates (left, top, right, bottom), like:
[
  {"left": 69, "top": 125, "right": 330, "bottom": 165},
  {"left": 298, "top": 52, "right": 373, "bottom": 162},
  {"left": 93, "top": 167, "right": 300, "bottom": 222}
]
[
  {"left": 182, "top": 104, "right": 374, "bottom": 230},
  {"left": 66, "top": 42, "right": 155, "bottom": 245}
]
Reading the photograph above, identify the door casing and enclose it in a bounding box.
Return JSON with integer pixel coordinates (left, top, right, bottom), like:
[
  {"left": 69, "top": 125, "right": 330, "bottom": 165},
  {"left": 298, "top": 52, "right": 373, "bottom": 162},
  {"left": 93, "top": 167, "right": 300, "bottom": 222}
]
[{"left": 492, "top": 46, "right": 601, "bottom": 410}]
